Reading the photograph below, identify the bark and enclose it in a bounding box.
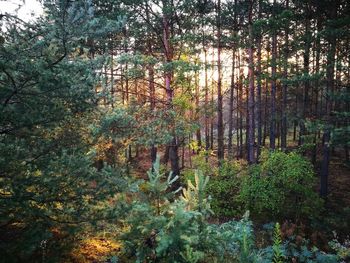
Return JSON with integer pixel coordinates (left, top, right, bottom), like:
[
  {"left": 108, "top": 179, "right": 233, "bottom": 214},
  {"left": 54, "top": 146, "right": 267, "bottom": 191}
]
[
  {"left": 195, "top": 67, "right": 202, "bottom": 150},
  {"left": 228, "top": 49, "right": 235, "bottom": 159},
  {"left": 236, "top": 50, "right": 243, "bottom": 158},
  {"left": 312, "top": 15, "right": 322, "bottom": 164},
  {"left": 300, "top": 3, "right": 311, "bottom": 147},
  {"left": 202, "top": 21, "right": 210, "bottom": 157},
  {"left": 281, "top": 0, "right": 289, "bottom": 151},
  {"left": 162, "top": 0, "right": 180, "bottom": 179},
  {"left": 247, "top": 0, "right": 255, "bottom": 163},
  {"left": 217, "top": 0, "right": 224, "bottom": 163},
  {"left": 147, "top": 5, "right": 157, "bottom": 164},
  {"left": 263, "top": 80, "right": 268, "bottom": 146},
  {"left": 204, "top": 48, "right": 210, "bottom": 157},
  {"left": 210, "top": 42, "right": 215, "bottom": 151},
  {"left": 228, "top": 0, "right": 238, "bottom": 160},
  {"left": 320, "top": 3, "right": 337, "bottom": 198},
  {"left": 270, "top": 0, "right": 277, "bottom": 150},
  {"left": 239, "top": 72, "right": 244, "bottom": 158},
  {"left": 256, "top": 0, "right": 263, "bottom": 159},
  {"left": 110, "top": 45, "right": 114, "bottom": 108}
]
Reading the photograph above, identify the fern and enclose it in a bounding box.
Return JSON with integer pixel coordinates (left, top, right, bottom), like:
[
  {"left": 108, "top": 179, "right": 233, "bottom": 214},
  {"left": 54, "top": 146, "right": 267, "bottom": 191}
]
[{"left": 272, "top": 223, "right": 285, "bottom": 263}]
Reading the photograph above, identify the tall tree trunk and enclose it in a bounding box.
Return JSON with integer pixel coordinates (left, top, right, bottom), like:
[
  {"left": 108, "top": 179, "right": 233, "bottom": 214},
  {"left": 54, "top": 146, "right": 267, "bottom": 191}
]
[
  {"left": 228, "top": 0, "right": 238, "bottom": 160},
  {"left": 210, "top": 41, "right": 215, "bottom": 151},
  {"left": 247, "top": 0, "right": 255, "bottom": 163},
  {"left": 228, "top": 49, "right": 235, "bottom": 160},
  {"left": 320, "top": 3, "right": 337, "bottom": 198},
  {"left": 217, "top": 0, "right": 224, "bottom": 163},
  {"left": 270, "top": 0, "right": 277, "bottom": 150},
  {"left": 110, "top": 44, "right": 115, "bottom": 108},
  {"left": 236, "top": 61, "right": 241, "bottom": 159},
  {"left": 239, "top": 72, "right": 244, "bottom": 158},
  {"left": 195, "top": 67, "right": 202, "bottom": 150},
  {"left": 312, "top": 15, "right": 322, "bottom": 164},
  {"left": 263, "top": 80, "right": 268, "bottom": 146},
  {"left": 300, "top": 3, "right": 311, "bottom": 147},
  {"left": 149, "top": 62, "right": 157, "bottom": 163},
  {"left": 162, "top": 0, "right": 180, "bottom": 179},
  {"left": 147, "top": 5, "right": 157, "bottom": 164},
  {"left": 281, "top": 0, "right": 289, "bottom": 151},
  {"left": 204, "top": 47, "right": 210, "bottom": 159},
  {"left": 263, "top": 39, "right": 270, "bottom": 147},
  {"left": 256, "top": 0, "right": 263, "bottom": 159}
]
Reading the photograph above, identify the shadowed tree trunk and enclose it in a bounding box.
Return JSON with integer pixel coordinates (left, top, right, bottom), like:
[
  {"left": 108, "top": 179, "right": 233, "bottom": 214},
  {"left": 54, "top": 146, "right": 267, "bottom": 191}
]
[
  {"left": 146, "top": 5, "right": 157, "bottom": 164},
  {"left": 247, "top": 0, "right": 255, "bottom": 163},
  {"left": 256, "top": 0, "right": 263, "bottom": 159},
  {"left": 270, "top": 0, "right": 277, "bottom": 150},
  {"left": 281, "top": 0, "right": 289, "bottom": 151},
  {"left": 312, "top": 13, "right": 322, "bottom": 165},
  {"left": 217, "top": 0, "right": 224, "bottom": 163},
  {"left": 299, "top": 2, "right": 311, "bottom": 147},
  {"left": 162, "top": 0, "right": 179, "bottom": 179},
  {"left": 204, "top": 47, "right": 210, "bottom": 160},
  {"left": 320, "top": 2, "right": 337, "bottom": 198},
  {"left": 228, "top": 49, "right": 236, "bottom": 160}
]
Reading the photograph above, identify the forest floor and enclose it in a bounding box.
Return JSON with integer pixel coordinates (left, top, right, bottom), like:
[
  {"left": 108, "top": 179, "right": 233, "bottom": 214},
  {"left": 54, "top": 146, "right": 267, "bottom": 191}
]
[{"left": 327, "top": 155, "right": 350, "bottom": 211}]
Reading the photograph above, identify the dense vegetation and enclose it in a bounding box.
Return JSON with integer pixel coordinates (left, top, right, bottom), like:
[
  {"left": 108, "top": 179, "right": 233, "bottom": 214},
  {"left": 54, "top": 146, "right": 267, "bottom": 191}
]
[{"left": 0, "top": 0, "right": 349, "bottom": 262}]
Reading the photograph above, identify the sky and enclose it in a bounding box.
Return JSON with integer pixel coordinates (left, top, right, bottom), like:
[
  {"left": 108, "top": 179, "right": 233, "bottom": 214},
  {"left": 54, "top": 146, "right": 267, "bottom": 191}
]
[{"left": 1, "top": 0, "right": 43, "bottom": 21}]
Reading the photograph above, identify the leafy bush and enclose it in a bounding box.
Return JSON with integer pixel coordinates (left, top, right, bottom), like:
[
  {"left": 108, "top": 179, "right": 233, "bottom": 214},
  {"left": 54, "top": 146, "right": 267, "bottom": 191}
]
[
  {"left": 207, "top": 160, "right": 246, "bottom": 218},
  {"left": 239, "top": 150, "right": 323, "bottom": 221}
]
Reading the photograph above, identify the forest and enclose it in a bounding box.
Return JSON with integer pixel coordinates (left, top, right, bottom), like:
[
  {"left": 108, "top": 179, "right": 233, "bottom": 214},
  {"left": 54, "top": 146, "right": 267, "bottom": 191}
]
[{"left": 0, "top": 0, "right": 349, "bottom": 262}]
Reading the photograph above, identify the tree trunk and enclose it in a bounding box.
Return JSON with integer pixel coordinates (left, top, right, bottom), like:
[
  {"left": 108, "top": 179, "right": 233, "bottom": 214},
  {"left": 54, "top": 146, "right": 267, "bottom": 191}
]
[
  {"left": 147, "top": 5, "right": 157, "bottom": 164},
  {"left": 270, "top": 0, "right": 277, "bottom": 150},
  {"left": 300, "top": 3, "right": 311, "bottom": 147},
  {"left": 256, "top": 0, "right": 263, "bottom": 159},
  {"left": 204, "top": 47, "right": 210, "bottom": 160},
  {"left": 312, "top": 15, "right": 322, "bottom": 164},
  {"left": 228, "top": 49, "right": 235, "bottom": 160},
  {"left": 195, "top": 67, "right": 202, "bottom": 151},
  {"left": 162, "top": 0, "right": 180, "bottom": 179},
  {"left": 321, "top": 3, "right": 337, "bottom": 198},
  {"left": 217, "top": 0, "right": 224, "bottom": 163},
  {"left": 247, "top": 1, "right": 255, "bottom": 163},
  {"left": 281, "top": 0, "right": 289, "bottom": 151}
]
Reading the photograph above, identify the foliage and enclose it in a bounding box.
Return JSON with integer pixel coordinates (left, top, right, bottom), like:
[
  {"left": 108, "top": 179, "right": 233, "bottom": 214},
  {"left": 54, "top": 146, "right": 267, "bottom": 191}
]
[
  {"left": 239, "top": 150, "right": 323, "bottom": 221},
  {"left": 120, "top": 160, "right": 339, "bottom": 263},
  {"left": 272, "top": 223, "right": 285, "bottom": 263},
  {"left": 181, "top": 170, "right": 212, "bottom": 215},
  {"left": 206, "top": 160, "right": 246, "bottom": 218},
  {"left": 120, "top": 159, "right": 258, "bottom": 262},
  {"left": 329, "top": 237, "right": 350, "bottom": 261},
  {"left": 121, "top": 157, "right": 204, "bottom": 262},
  {"left": 0, "top": 1, "right": 126, "bottom": 261},
  {"left": 259, "top": 224, "right": 339, "bottom": 263}
]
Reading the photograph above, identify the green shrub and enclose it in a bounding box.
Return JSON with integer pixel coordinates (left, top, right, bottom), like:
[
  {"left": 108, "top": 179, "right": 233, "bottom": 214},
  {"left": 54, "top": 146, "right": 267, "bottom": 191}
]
[
  {"left": 120, "top": 158, "right": 258, "bottom": 262},
  {"left": 239, "top": 150, "right": 323, "bottom": 221},
  {"left": 207, "top": 160, "right": 246, "bottom": 218}
]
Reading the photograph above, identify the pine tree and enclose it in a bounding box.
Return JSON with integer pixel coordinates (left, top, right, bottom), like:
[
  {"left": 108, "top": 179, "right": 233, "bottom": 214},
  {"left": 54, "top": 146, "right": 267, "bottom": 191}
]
[{"left": 0, "top": 1, "right": 125, "bottom": 260}]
